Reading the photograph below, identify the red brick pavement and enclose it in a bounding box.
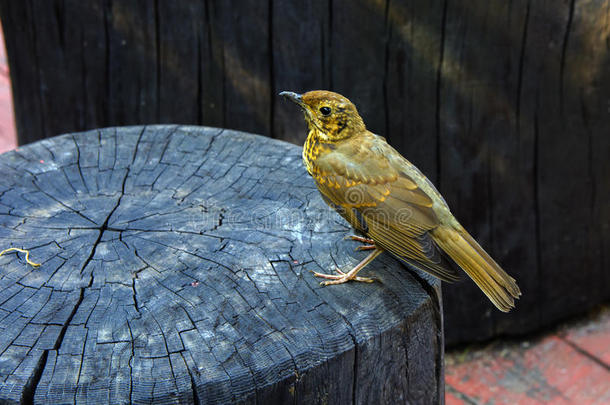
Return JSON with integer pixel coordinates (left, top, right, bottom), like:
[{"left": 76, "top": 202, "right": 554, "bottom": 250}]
[{"left": 446, "top": 307, "right": 610, "bottom": 404}]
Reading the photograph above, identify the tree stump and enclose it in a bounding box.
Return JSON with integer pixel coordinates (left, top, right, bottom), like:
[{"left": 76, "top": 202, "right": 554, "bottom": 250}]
[{"left": 0, "top": 126, "right": 444, "bottom": 404}]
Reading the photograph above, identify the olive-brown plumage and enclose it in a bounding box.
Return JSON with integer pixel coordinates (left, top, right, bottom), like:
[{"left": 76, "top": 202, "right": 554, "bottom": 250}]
[{"left": 280, "top": 90, "right": 521, "bottom": 312}]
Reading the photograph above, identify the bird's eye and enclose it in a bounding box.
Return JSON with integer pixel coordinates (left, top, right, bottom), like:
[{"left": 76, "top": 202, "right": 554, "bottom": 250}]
[{"left": 319, "top": 106, "right": 331, "bottom": 116}]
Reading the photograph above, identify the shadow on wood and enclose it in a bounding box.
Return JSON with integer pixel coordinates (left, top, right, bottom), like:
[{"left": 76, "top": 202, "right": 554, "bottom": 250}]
[{"left": 0, "top": 126, "right": 443, "bottom": 404}]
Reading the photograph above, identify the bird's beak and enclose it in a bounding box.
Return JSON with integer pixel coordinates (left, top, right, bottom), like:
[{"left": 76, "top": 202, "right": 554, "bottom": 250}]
[{"left": 279, "top": 91, "right": 305, "bottom": 108}]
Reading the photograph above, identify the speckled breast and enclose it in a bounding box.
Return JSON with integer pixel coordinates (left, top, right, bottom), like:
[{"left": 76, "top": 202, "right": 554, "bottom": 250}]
[{"left": 302, "top": 129, "right": 324, "bottom": 176}]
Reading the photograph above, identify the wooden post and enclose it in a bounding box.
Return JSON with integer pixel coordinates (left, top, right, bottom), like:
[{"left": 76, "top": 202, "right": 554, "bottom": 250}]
[{"left": 0, "top": 126, "right": 443, "bottom": 404}]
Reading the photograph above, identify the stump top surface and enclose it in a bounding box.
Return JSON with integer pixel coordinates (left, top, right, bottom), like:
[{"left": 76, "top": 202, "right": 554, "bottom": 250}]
[{"left": 0, "top": 126, "right": 439, "bottom": 404}]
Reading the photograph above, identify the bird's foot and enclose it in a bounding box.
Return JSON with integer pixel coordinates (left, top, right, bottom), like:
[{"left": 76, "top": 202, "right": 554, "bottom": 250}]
[
  {"left": 311, "top": 247, "right": 383, "bottom": 286},
  {"left": 345, "top": 235, "right": 376, "bottom": 251},
  {"left": 312, "top": 268, "right": 376, "bottom": 285}
]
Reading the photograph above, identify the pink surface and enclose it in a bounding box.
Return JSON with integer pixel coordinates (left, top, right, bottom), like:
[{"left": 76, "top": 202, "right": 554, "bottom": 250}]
[
  {"left": 561, "top": 307, "right": 610, "bottom": 366},
  {"left": 0, "top": 23, "right": 17, "bottom": 154},
  {"left": 446, "top": 307, "right": 610, "bottom": 404}
]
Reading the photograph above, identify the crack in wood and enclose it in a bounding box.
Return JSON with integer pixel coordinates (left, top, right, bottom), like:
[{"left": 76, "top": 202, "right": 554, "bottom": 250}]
[{"left": 0, "top": 126, "right": 441, "bottom": 403}]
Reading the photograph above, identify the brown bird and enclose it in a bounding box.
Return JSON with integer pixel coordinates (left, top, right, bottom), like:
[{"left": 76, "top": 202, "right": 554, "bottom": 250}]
[{"left": 280, "top": 90, "right": 521, "bottom": 312}]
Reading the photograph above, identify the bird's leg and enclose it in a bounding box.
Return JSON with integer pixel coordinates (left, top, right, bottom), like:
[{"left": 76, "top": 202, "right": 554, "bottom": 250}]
[
  {"left": 313, "top": 248, "right": 383, "bottom": 285},
  {"left": 345, "top": 235, "right": 376, "bottom": 251}
]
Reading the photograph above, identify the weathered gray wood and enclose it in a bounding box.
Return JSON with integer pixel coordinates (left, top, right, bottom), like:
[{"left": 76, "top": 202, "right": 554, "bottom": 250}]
[
  {"left": 1, "top": 0, "right": 608, "bottom": 347},
  {"left": 0, "top": 126, "right": 443, "bottom": 404}
]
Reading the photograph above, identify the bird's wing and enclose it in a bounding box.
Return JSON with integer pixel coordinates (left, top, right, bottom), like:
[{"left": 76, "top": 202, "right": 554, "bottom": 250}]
[{"left": 312, "top": 136, "right": 461, "bottom": 282}]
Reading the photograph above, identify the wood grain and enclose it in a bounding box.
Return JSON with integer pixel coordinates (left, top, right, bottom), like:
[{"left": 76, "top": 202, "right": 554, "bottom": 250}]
[{"left": 0, "top": 126, "right": 443, "bottom": 404}]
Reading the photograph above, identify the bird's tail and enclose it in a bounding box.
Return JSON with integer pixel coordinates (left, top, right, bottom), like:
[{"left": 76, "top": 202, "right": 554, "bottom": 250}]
[{"left": 432, "top": 225, "right": 521, "bottom": 312}]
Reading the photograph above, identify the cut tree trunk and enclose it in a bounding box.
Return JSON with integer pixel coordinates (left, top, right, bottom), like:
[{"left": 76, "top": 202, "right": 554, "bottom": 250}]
[{"left": 0, "top": 126, "right": 443, "bottom": 404}]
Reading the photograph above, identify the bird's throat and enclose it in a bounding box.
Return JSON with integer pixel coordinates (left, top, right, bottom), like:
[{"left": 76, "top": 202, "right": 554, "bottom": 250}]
[{"left": 302, "top": 128, "right": 332, "bottom": 176}]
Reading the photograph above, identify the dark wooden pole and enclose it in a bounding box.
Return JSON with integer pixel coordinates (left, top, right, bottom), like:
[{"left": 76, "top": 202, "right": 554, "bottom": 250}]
[{"left": 0, "top": 126, "right": 443, "bottom": 404}]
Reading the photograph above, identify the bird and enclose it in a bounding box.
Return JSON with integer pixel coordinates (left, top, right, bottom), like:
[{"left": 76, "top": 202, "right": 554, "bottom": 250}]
[{"left": 279, "top": 90, "right": 521, "bottom": 312}]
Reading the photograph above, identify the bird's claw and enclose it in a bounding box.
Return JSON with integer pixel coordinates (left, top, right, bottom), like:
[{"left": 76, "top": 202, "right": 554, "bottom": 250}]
[
  {"left": 355, "top": 244, "right": 376, "bottom": 251},
  {"left": 345, "top": 235, "right": 375, "bottom": 245},
  {"left": 313, "top": 267, "right": 376, "bottom": 285}
]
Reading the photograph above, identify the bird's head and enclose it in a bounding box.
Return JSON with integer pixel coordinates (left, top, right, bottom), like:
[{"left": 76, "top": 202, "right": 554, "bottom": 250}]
[{"left": 280, "top": 90, "right": 366, "bottom": 141}]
